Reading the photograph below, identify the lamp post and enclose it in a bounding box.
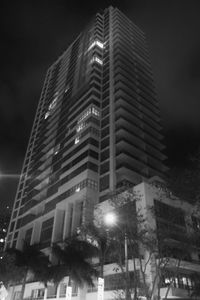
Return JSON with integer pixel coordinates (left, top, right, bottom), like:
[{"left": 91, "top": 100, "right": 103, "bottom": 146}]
[{"left": 104, "top": 212, "right": 130, "bottom": 300}]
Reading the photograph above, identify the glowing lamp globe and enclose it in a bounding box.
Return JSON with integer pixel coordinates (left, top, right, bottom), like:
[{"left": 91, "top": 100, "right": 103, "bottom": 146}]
[{"left": 104, "top": 212, "right": 117, "bottom": 226}]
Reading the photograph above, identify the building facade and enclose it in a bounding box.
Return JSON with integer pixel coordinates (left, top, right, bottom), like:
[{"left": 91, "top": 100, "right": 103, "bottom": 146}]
[
  {"left": 7, "top": 181, "right": 200, "bottom": 300},
  {"left": 6, "top": 6, "right": 167, "bottom": 251},
  {"left": 94, "top": 180, "right": 200, "bottom": 300}
]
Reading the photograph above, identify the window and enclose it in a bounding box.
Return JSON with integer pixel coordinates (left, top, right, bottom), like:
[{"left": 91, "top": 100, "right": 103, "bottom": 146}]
[
  {"left": 12, "top": 210, "right": 18, "bottom": 219},
  {"left": 13, "top": 292, "right": 22, "bottom": 300},
  {"left": 47, "top": 285, "right": 57, "bottom": 298},
  {"left": 154, "top": 200, "right": 185, "bottom": 227},
  {"left": 31, "top": 289, "right": 45, "bottom": 299},
  {"left": 14, "top": 231, "right": 18, "bottom": 238},
  {"left": 100, "top": 162, "right": 109, "bottom": 175},
  {"left": 40, "top": 218, "right": 54, "bottom": 246},
  {"left": 90, "top": 56, "right": 103, "bottom": 65},
  {"left": 49, "top": 97, "right": 57, "bottom": 110},
  {"left": 59, "top": 282, "right": 78, "bottom": 297},
  {"left": 44, "top": 92, "right": 58, "bottom": 119},
  {"left": 75, "top": 137, "right": 80, "bottom": 144},
  {"left": 15, "top": 200, "right": 20, "bottom": 209},
  {"left": 72, "top": 282, "right": 78, "bottom": 296},
  {"left": 76, "top": 122, "right": 86, "bottom": 133},
  {"left": 100, "top": 175, "right": 109, "bottom": 192},
  {"left": 101, "top": 116, "right": 109, "bottom": 128},
  {"left": 101, "top": 126, "right": 109, "bottom": 139},
  {"left": 44, "top": 179, "right": 98, "bottom": 214},
  {"left": 101, "top": 149, "right": 109, "bottom": 162},
  {"left": 68, "top": 203, "right": 74, "bottom": 236},
  {"left": 10, "top": 222, "right": 15, "bottom": 231},
  {"left": 162, "top": 272, "right": 195, "bottom": 290},
  {"left": 54, "top": 144, "right": 60, "bottom": 155},
  {"left": 24, "top": 228, "right": 32, "bottom": 245},
  {"left": 59, "top": 283, "right": 67, "bottom": 297},
  {"left": 92, "top": 107, "right": 100, "bottom": 116},
  {"left": 75, "top": 201, "right": 84, "bottom": 229},
  {"left": 88, "top": 280, "right": 98, "bottom": 293},
  {"left": 104, "top": 271, "right": 139, "bottom": 290},
  {"left": 101, "top": 137, "right": 109, "bottom": 150},
  {"left": 192, "top": 216, "right": 200, "bottom": 232},
  {"left": 88, "top": 40, "right": 104, "bottom": 51},
  {"left": 78, "top": 106, "right": 100, "bottom": 124},
  {"left": 102, "top": 98, "right": 109, "bottom": 109},
  {"left": 87, "top": 178, "right": 98, "bottom": 190},
  {"left": 45, "top": 111, "right": 50, "bottom": 119},
  {"left": 78, "top": 108, "right": 91, "bottom": 123},
  {"left": 102, "top": 107, "right": 109, "bottom": 118},
  {"left": 64, "top": 84, "right": 70, "bottom": 93}
]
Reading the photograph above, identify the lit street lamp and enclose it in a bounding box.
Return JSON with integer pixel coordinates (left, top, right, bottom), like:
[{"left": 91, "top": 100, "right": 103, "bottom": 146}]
[
  {"left": 104, "top": 212, "right": 130, "bottom": 300},
  {"left": 104, "top": 212, "right": 117, "bottom": 227}
]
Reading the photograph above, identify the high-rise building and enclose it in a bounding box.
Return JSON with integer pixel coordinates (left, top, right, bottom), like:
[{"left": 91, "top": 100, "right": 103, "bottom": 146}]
[
  {"left": 6, "top": 6, "right": 167, "bottom": 250},
  {"left": 6, "top": 8, "right": 200, "bottom": 300}
]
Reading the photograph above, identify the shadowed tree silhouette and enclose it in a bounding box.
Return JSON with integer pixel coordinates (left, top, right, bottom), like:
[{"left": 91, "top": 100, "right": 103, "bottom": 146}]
[
  {"left": 0, "top": 243, "right": 51, "bottom": 300},
  {"left": 190, "top": 273, "right": 200, "bottom": 299},
  {"left": 51, "top": 235, "right": 98, "bottom": 288},
  {"left": 79, "top": 222, "right": 117, "bottom": 278},
  {"left": 167, "top": 147, "right": 200, "bottom": 204},
  {"left": 0, "top": 250, "right": 24, "bottom": 288}
]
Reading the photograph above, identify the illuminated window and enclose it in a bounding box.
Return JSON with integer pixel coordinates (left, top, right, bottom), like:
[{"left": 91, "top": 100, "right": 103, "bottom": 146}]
[
  {"left": 182, "top": 277, "right": 187, "bottom": 285},
  {"left": 164, "top": 277, "right": 170, "bottom": 285},
  {"left": 78, "top": 108, "right": 91, "bottom": 123},
  {"left": 64, "top": 84, "right": 70, "bottom": 93},
  {"left": 75, "top": 137, "right": 80, "bottom": 144},
  {"left": 75, "top": 186, "right": 80, "bottom": 192},
  {"left": 49, "top": 97, "right": 57, "bottom": 110},
  {"left": 88, "top": 40, "right": 104, "bottom": 51},
  {"left": 44, "top": 92, "right": 58, "bottom": 119},
  {"left": 92, "top": 107, "right": 100, "bottom": 116},
  {"left": 54, "top": 144, "right": 60, "bottom": 155},
  {"left": 90, "top": 56, "right": 103, "bottom": 65},
  {"left": 78, "top": 106, "right": 100, "bottom": 123},
  {"left": 45, "top": 111, "right": 50, "bottom": 119},
  {"left": 192, "top": 216, "right": 200, "bottom": 231},
  {"left": 76, "top": 122, "right": 86, "bottom": 133}
]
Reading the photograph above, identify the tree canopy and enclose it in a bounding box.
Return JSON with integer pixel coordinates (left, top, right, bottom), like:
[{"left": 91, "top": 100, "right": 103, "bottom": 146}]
[
  {"left": 167, "top": 147, "right": 200, "bottom": 204},
  {"left": 51, "top": 236, "right": 98, "bottom": 287}
]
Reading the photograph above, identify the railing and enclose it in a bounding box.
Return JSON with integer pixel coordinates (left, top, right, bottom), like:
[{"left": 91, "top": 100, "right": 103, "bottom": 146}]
[{"left": 23, "top": 295, "right": 78, "bottom": 300}]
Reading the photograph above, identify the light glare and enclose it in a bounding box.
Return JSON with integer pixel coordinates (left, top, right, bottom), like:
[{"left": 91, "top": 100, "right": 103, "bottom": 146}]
[{"left": 104, "top": 212, "right": 117, "bottom": 226}]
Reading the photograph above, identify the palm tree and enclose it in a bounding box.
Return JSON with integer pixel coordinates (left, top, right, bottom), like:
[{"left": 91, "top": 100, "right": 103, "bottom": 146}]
[
  {"left": 51, "top": 235, "right": 99, "bottom": 288},
  {"left": 80, "top": 223, "right": 115, "bottom": 278},
  {"left": 4, "top": 243, "right": 52, "bottom": 300},
  {"left": 0, "top": 250, "right": 24, "bottom": 288}
]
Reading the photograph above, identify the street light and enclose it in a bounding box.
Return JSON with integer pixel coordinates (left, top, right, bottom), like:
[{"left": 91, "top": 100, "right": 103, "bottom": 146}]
[
  {"left": 104, "top": 212, "right": 117, "bottom": 226},
  {"left": 104, "top": 212, "right": 129, "bottom": 300}
]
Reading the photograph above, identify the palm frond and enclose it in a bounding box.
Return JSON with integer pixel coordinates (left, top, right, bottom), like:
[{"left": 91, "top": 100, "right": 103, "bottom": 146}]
[{"left": 51, "top": 237, "right": 98, "bottom": 287}]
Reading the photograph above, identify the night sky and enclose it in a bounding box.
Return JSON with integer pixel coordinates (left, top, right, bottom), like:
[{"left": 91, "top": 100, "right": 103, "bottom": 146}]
[{"left": 1, "top": 0, "right": 200, "bottom": 208}]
